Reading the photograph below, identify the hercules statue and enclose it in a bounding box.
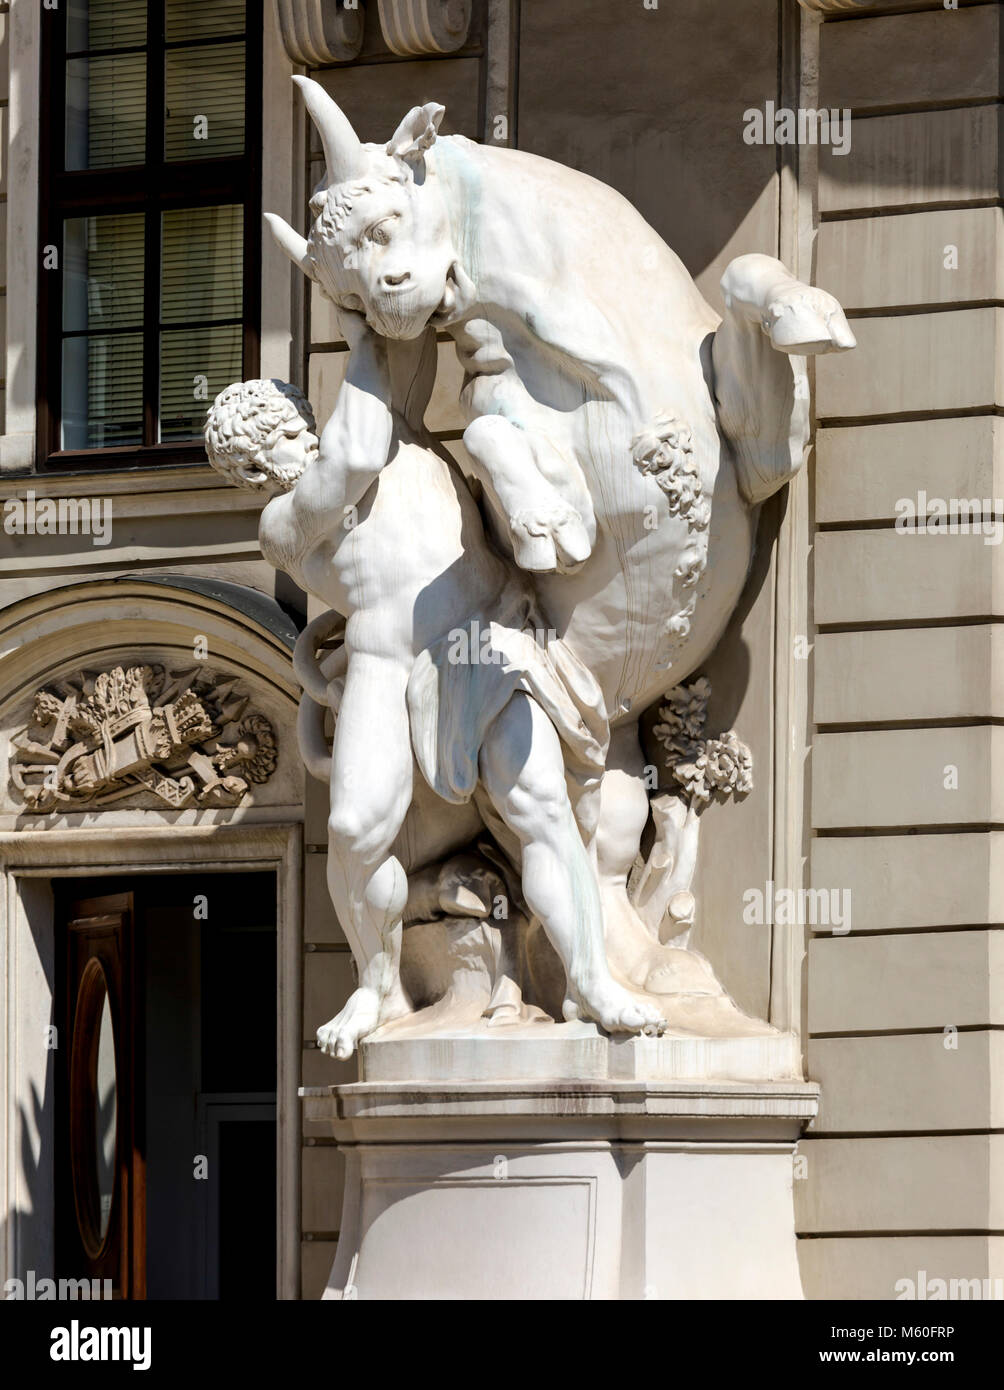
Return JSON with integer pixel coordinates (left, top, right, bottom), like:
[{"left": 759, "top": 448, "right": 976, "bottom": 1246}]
[{"left": 206, "top": 78, "right": 855, "bottom": 1059}]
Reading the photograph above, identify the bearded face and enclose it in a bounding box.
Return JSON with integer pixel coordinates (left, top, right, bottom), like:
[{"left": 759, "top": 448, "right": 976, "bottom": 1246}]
[{"left": 204, "top": 380, "right": 317, "bottom": 494}]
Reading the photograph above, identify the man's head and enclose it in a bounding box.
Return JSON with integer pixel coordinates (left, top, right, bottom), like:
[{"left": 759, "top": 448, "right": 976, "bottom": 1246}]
[
  {"left": 204, "top": 379, "right": 317, "bottom": 493},
  {"left": 265, "top": 78, "right": 473, "bottom": 341}
]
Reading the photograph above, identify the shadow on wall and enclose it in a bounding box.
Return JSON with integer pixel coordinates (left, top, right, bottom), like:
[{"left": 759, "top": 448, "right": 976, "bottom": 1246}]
[
  {"left": 4, "top": 878, "right": 57, "bottom": 1292},
  {"left": 516, "top": 0, "right": 784, "bottom": 308},
  {"left": 3, "top": 1085, "right": 52, "bottom": 1292}
]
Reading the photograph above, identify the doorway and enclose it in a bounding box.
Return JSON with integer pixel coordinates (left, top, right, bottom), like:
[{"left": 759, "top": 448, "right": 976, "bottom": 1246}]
[{"left": 54, "top": 872, "right": 278, "bottom": 1299}]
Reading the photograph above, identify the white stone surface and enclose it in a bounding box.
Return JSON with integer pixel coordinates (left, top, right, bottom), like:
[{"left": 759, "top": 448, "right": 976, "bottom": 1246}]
[
  {"left": 353, "top": 1027, "right": 803, "bottom": 1085},
  {"left": 207, "top": 78, "right": 853, "bottom": 1068},
  {"left": 303, "top": 1075, "right": 817, "bottom": 1299}
]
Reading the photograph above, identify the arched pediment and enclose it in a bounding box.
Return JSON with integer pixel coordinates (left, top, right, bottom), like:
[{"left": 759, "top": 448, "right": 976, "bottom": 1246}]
[{"left": 0, "top": 578, "right": 303, "bottom": 826}]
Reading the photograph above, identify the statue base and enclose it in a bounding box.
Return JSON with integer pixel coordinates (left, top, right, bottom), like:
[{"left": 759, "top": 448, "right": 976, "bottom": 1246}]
[{"left": 302, "top": 1034, "right": 818, "bottom": 1300}]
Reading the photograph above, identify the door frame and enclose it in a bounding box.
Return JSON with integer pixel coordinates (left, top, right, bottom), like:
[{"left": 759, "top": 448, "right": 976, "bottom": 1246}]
[
  {"left": 0, "top": 821, "right": 302, "bottom": 1299},
  {"left": 58, "top": 890, "right": 141, "bottom": 1298}
]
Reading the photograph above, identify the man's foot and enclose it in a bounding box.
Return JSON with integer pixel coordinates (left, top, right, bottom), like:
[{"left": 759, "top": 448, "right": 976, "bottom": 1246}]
[
  {"left": 317, "top": 986, "right": 382, "bottom": 1060},
  {"left": 563, "top": 976, "right": 666, "bottom": 1035}
]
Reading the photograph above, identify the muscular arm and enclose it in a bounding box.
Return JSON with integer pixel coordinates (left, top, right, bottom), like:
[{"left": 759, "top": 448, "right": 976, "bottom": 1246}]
[
  {"left": 290, "top": 325, "right": 396, "bottom": 547},
  {"left": 260, "top": 321, "right": 439, "bottom": 582}
]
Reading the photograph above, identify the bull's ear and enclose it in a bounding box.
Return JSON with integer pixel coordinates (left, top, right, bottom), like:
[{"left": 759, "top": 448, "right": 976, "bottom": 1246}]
[{"left": 387, "top": 103, "right": 445, "bottom": 166}]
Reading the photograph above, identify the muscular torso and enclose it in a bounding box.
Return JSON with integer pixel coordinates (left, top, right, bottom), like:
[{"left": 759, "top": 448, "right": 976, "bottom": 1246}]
[{"left": 263, "top": 438, "right": 511, "bottom": 664}]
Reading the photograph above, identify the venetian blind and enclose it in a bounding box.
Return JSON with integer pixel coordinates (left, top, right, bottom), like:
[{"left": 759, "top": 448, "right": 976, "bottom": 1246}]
[
  {"left": 160, "top": 205, "right": 245, "bottom": 442},
  {"left": 61, "top": 215, "right": 145, "bottom": 450}
]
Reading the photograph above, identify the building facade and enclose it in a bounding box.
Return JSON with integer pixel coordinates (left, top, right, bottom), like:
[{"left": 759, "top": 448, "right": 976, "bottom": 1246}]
[{"left": 0, "top": 0, "right": 999, "bottom": 1300}]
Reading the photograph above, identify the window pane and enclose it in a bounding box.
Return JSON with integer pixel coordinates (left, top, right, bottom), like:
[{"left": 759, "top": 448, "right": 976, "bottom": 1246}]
[
  {"left": 165, "top": 43, "right": 245, "bottom": 161},
  {"left": 67, "top": 0, "right": 148, "bottom": 54},
  {"left": 62, "top": 333, "right": 144, "bottom": 450},
  {"left": 165, "top": 0, "right": 245, "bottom": 43},
  {"left": 66, "top": 53, "right": 146, "bottom": 169},
  {"left": 63, "top": 214, "right": 145, "bottom": 334},
  {"left": 160, "top": 324, "right": 243, "bottom": 442},
  {"left": 161, "top": 206, "right": 244, "bottom": 325}
]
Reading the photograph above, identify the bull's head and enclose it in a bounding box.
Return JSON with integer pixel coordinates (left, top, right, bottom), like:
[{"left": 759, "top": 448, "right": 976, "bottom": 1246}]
[{"left": 266, "top": 77, "right": 472, "bottom": 341}]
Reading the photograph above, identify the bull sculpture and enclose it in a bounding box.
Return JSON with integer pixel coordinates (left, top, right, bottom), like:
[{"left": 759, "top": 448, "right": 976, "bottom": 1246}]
[{"left": 209, "top": 78, "right": 855, "bottom": 1059}]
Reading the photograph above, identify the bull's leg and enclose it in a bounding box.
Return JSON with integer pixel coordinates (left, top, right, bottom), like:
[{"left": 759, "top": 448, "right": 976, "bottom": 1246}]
[
  {"left": 479, "top": 692, "right": 665, "bottom": 1034},
  {"left": 454, "top": 317, "right": 596, "bottom": 575},
  {"left": 714, "top": 253, "right": 855, "bottom": 507},
  {"left": 463, "top": 413, "right": 594, "bottom": 574},
  {"left": 317, "top": 653, "right": 414, "bottom": 1060}
]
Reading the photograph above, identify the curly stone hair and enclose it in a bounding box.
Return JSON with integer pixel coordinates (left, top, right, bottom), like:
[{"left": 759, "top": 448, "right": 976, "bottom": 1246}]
[{"left": 204, "top": 378, "right": 317, "bottom": 492}]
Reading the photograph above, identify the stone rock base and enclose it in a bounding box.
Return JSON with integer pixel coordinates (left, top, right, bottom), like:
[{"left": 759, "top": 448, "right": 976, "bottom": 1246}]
[{"left": 303, "top": 1047, "right": 818, "bottom": 1300}]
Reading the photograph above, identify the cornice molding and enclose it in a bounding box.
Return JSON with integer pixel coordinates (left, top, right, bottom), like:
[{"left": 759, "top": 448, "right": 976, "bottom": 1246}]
[
  {"left": 376, "top": 0, "right": 471, "bottom": 56},
  {"left": 274, "top": 0, "right": 365, "bottom": 65},
  {"left": 798, "top": 0, "right": 879, "bottom": 12}
]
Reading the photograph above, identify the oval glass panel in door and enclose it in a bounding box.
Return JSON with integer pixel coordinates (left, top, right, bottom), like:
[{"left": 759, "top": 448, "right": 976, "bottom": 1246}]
[
  {"left": 95, "top": 990, "right": 117, "bottom": 1239},
  {"left": 69, "top": 957, "right": 118, "bottom": 1257}
]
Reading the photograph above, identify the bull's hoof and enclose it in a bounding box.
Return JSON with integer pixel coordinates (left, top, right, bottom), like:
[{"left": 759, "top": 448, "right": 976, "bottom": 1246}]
[
  {"left": 763, "top": 283, "right": 856, "bottom": 356},
  {"left": 509, "top": 503, "right": 592, "bottom": 574}
]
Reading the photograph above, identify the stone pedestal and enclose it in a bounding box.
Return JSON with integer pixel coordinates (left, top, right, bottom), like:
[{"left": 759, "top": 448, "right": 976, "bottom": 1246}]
[{"left": 302, "top": 1033, "right": 819, "bottom": 1300}]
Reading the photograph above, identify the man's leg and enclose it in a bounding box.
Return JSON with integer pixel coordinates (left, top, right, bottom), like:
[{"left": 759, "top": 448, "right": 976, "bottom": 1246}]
[
  {"left": 318, "top": 653, "right": 414, "bottom": 1060},
  {"left": 479, "top": 692, "right": 664, "bottom": 1034}
]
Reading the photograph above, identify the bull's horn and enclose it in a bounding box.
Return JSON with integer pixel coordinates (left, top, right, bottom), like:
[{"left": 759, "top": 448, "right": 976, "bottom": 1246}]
[
  {"left": 292, "top": 75, "right": 366, "bottom": 185},
  {"left": 265, "top": 213, "right": 312, "bottom": 278}
]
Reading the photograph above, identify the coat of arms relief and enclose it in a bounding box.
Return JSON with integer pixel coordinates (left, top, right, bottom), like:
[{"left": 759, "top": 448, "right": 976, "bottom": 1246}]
[{"left": 10, "top": 664, "right": 278, "bottom": 813}]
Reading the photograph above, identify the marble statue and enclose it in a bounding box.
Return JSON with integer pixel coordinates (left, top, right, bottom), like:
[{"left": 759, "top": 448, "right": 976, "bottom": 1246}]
[{"left": 206, "top": 78, "right": 855, "bottom": 1061}]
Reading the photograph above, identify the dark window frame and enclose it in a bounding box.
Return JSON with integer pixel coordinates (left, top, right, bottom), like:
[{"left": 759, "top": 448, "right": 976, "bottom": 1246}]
[{"left": 37, "top": 0, "right": 263, "bottom": 473}]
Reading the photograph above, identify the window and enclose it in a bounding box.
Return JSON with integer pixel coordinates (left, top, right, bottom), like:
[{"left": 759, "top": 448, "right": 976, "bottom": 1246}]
[{"left": 38, "top": 0, "right": 262, "bottom": 470}]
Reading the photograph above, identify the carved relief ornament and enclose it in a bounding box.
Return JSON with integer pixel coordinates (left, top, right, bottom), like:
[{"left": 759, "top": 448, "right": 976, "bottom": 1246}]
[
  {"left": 274, "top": 0, "right": 365, "bottom": 65},
  {"left": 10, "top": 665, "right": 277, "bottom": 812},
  {"left": 376, "top": 0, "right": 471, "bottom": 56},
  {"left": 274, "top": 1, "right": 471, "bottom": 65}
]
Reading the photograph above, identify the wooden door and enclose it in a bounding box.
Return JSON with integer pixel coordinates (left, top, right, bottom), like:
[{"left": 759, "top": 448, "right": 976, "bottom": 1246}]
[{"left": 57, "top": 892, "right": 145, "bottom": 1298}]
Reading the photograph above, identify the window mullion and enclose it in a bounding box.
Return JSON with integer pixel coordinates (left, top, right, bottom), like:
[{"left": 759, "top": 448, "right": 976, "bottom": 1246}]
[
  {"left": 142, "top": 0, "right": 165, "bottom": 447},
  {"left": 142, "top": 204, "right": 161, "bottom": 449}
]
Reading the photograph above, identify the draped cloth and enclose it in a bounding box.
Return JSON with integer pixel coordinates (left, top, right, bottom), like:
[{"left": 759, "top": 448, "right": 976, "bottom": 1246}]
[{"left": 406, "top": 577, "right": 609, "bottom": 819}]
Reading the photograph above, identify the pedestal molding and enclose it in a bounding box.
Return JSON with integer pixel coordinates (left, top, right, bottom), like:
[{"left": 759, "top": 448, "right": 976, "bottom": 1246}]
[{"left": 311, "top": 1077, "right": 818, "bottom": 1299}]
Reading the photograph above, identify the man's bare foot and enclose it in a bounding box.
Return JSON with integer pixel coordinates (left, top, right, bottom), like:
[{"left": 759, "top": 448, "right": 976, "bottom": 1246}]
[
  {"left": 317, "top": 986, "right": 381, "bottom": 1060},
  {"left": 562, "top": 975, "right": 666, "bottom": 1035}
]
